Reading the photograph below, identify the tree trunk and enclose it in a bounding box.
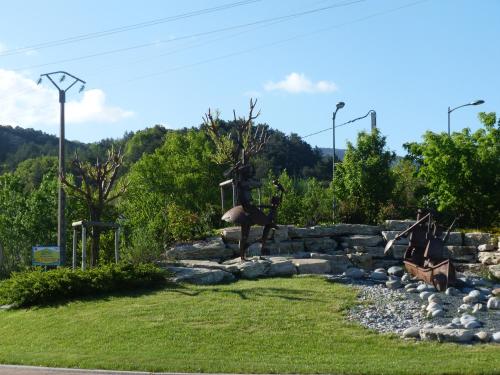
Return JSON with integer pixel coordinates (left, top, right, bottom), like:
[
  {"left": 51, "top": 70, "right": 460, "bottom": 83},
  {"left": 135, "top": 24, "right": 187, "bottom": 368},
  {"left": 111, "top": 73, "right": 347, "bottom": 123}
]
[{"left": 89, "top": 208, "right": 101, "bottom": 267}]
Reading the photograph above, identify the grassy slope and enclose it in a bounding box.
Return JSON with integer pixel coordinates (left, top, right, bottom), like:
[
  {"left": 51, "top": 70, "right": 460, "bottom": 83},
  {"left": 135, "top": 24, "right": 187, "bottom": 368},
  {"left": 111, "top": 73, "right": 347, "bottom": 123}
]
[{"left": 0, "top": 277, "right": 497, "bottom": 374}]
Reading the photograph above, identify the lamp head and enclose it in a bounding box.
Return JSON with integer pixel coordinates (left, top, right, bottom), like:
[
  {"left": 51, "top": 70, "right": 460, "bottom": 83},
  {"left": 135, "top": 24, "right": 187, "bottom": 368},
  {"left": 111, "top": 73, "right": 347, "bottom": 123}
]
[
  {"left": 471, "top": 100, "right": 485, "bottom": 106},
  {"left": 336, "top": 101, "right": 345, "bottom": 110}
]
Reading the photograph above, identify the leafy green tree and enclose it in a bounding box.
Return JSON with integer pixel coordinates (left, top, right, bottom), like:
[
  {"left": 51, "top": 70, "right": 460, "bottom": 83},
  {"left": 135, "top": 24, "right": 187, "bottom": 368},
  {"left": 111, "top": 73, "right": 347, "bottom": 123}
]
[
  {"left": 333, "top": 128, "right": 395, "bottom": 224},
  {"left": 404, "top": 112, "right": 499, "bottom": 227}
]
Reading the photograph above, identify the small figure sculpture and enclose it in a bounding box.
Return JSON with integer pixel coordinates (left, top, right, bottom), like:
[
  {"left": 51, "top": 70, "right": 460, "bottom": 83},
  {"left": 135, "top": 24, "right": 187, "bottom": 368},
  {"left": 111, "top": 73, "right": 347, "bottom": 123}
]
[{"left": 204, "top": 99, "right": 284, "bottom": 260}]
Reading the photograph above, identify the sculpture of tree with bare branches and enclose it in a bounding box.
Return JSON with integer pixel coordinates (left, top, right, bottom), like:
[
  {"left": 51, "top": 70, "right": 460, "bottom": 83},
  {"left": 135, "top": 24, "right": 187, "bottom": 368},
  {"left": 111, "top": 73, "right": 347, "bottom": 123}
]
[{"left": 61, "top": 147, "right": 127, "bottom": 266}]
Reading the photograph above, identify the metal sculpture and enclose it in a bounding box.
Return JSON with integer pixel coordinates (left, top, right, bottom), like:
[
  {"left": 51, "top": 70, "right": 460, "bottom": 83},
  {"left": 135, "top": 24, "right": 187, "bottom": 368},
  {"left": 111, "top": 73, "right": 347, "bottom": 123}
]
[
  {"left": 384, "top": 210, "right": 458, "bottom": 291},
  {"left": 204, "top": 99, "right": 284, "bottom": 260}
]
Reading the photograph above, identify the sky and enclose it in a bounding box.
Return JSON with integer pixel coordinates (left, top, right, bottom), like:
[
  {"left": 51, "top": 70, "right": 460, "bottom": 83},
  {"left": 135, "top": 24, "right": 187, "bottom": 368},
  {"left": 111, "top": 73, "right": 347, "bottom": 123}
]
[{"left": 0, "top": 0, "right": 498, "bottom": 154}]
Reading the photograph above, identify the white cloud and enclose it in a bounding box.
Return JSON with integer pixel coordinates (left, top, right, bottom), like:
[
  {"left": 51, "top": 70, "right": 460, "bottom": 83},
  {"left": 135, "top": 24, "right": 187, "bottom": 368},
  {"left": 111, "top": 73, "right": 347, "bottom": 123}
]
[
  {"left": 0, "top": 42, "right": 6, "bottom": 53},
  {"left": 264, "top": 72, "right": 337, "bottom": 94},
  {"left": 0, "top": 69, "right": 133, "bottom": 130}
]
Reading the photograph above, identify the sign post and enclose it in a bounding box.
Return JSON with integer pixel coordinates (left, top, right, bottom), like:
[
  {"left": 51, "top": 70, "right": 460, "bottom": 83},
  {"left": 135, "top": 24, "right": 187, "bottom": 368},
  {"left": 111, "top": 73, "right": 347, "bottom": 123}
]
[{"left": 32, "top": 246, "right": 61, "bottom": 267}]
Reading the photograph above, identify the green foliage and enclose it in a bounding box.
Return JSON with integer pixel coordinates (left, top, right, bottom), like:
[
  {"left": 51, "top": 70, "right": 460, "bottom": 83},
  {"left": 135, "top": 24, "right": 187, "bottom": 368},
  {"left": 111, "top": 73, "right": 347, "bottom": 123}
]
[
  {"left": 0, "top": 263, "right": 167, "bottom": 308},
  {"left": 405, "top": 112, "right": 499, "bottom": 226},
  {"left": 333, "top": 128, "right": 395, "bottom": 224},
  {"left": 121, "top": 130, "right": 224, "bottom": 261}
]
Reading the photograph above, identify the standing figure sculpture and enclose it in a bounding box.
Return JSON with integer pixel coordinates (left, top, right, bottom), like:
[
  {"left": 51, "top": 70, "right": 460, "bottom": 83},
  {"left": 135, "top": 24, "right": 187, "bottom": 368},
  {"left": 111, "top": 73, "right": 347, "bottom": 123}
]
[{"left": 204, "top": 99, "right": 284, "bottom": 260}]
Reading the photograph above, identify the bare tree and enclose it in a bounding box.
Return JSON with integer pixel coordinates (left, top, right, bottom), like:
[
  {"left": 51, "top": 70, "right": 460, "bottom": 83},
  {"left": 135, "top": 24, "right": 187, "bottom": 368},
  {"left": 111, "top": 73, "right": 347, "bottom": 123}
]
[{"left": 61, "top": 147, "right": 127, "bottom": 266}]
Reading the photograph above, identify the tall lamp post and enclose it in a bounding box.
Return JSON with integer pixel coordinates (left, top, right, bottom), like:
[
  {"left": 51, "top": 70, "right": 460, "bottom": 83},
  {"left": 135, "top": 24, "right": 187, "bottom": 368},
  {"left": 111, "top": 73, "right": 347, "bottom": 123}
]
[
  {"left": 448, "top": 100, "right": 484, "bottom": 135},
  {"left": 39, "top": 71, "right": 85, "bottom": 266},
  {"left": 332, "top": 107, "right": 377, "bottom": 222},
  {"left": 332, "top": 101, "right": 345, "bottom": 222}
]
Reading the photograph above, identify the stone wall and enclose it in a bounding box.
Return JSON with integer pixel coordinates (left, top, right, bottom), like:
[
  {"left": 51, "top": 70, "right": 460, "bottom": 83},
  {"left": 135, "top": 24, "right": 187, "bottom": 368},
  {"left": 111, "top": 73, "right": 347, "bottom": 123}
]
[{"left": 163, "top": 220, "right": 500, "bottom": 278}]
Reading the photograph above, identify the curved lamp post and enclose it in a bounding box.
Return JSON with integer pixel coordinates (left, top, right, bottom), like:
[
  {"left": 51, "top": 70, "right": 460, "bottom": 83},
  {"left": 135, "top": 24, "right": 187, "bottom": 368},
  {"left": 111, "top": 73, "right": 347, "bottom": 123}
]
[
  {"left": 448, "top": 100, "right": 484, "bottom": 135},
  {"left": 332, "top": 101, "right": 345, "bottom": 222}
]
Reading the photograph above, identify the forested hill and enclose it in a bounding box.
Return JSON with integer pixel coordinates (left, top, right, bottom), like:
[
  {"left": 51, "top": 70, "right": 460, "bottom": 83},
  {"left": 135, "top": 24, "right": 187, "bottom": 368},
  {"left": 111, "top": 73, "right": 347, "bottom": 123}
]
[
  {"left": 0, "top": 125, "right": 86, "bottom": 172},
  {"left": 0, "top": 124, "right": 333, "bottom": 180}
]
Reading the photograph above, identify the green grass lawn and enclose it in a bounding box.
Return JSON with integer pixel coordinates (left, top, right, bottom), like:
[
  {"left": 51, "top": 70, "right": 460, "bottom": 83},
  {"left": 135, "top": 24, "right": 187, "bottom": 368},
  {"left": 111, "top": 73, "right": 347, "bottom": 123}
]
[{"left": 0, "top": 276, "right": 497, "bottom": 374}]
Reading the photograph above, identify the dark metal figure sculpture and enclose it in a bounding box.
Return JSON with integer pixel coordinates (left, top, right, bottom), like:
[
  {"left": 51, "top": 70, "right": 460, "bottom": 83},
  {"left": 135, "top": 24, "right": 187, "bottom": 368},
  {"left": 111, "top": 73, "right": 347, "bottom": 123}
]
[
  {"left": 384, "top": 210, "right": 458, "bottom": 291},
  {"left": 204, "top": 99, "right": 284, "bottom": 260}
]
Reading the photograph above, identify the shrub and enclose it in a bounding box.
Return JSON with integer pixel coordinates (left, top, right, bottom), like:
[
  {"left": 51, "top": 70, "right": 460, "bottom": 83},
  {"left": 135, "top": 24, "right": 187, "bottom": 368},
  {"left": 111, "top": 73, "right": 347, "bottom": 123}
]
[{"left": 0, "top": 263, "right": 168, "bottom": 308}]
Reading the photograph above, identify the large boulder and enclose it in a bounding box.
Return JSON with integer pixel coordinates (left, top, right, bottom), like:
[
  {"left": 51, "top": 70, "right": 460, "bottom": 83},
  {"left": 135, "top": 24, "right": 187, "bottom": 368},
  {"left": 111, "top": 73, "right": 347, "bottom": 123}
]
[
  {"left": 341, "top": 235, "right": 383, "bottom": 247},
  {"left": 165, "top": 238, "right": 233, "bottom": 260},
  {"left": 237, "top": 259, "right": 270, "bottom": 279},
  {"left": 384, "top": 220, "right": 414, "bottom": 231},
  {"left": 222, "top": 226, "right": 263, "bottom": 243},
  {"left": 445, "top": 232, "right": 463, "bottom": 246},
  {"left": 310, "top": 254, "right": 352, "bottom": 274},
  {"left": 292, "top": 258, "right": 331, "bottom": 274},
  {"left": 267, "top": 258, "right": 297, "bottom": 277},
  {"left": 177, "top": 259, "right": 239, "bottom": 274},
  {"left": 489, "top": 264, "right": 500, "bottom": 280},
  {"left": 347, "top": 252, "right": 373, "bottom": 269},
  {"left": 381, "top": 231, "right": 409, "bottom": 245},
  {"left": 478, "top": 251, "right": 500, "bottom": 266},
  {"left": 276, "top": 240, "right": 305, "bottom": 254},
  {"left": 304, "top": 238, "right": 337, "bottom": 252},
  {"left": 288, "top": 224, "right": 380, "bottom": 238},
  {"left": 419, "top": 328, "right": 474, "bottom": 343},
  {"left": 464, "top": 232, "right": 491, "bottom": 247},
  {"left": 443, "top": 246, "right": 477, "bottom": 262},
  {"left": 166, "top": 266, "right": 235, "bottom": 284},
  {"left": 364, "top": 246, "right": 385, "bottom": 258},
  {"left": 390, "top": 245, "right": 407, "bottom": 259}
]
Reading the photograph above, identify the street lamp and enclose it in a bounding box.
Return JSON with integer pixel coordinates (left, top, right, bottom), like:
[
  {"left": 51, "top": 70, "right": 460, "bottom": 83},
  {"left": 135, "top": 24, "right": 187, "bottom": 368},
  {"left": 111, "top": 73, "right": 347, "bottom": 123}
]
[
  {"left": 332, "top": 101, "right": 345, "bottom": 222},
  {"left": 332, "top": 107, "right": 377, "bottom": 223},
  {"left": 448, "top": 100, "right": 484, "bottom": 135}
]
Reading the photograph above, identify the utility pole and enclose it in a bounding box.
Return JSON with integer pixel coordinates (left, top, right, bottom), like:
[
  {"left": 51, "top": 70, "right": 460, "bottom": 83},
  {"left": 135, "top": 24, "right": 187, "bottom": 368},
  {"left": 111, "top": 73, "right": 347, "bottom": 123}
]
[{"left": 39, "top": 71, "right": 85, "bottom": 266}]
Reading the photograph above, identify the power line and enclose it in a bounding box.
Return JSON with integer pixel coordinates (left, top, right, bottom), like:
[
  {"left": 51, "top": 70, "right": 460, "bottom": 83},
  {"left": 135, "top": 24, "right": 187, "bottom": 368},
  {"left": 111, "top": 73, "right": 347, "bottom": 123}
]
[
  {"left": 0, "top": 0, "right": 261, "bottom": 58},
  {"left": 109, "top": 0, "right": 428, "bottom": 87},
  {"left": 12, "top": 0, "right": 366, "bottom": 72}
]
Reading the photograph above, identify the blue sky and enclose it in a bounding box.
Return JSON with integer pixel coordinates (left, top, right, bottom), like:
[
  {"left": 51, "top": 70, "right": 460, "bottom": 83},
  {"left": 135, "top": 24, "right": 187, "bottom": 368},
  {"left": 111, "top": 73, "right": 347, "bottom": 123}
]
[{"left": 0, "top": 0, "right": 498, "bottom": 154}]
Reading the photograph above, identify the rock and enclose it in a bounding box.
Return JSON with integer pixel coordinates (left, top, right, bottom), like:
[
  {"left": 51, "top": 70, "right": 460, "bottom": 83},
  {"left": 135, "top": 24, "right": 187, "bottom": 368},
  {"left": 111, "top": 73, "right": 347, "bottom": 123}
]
[
  {"left": 165, "top": 238, "right": 233, "bottom": 260},
  {"left": 419, "top": 328, "right": 474, "bottom": 343},
  {"left": 445, "top": 232, "right": 463, "bottom": 246},
  {"left": 222, "top": 226, "right": 264, "bottom": 243},
  {"left": 474, "top": 331, "right": 491, "bottom": 343},
  {"left": 426, "top": 302, "right": 443, "bottom": 312},
  {"left": 327, "top": 255, "right": 352, "bottom": 274},
  {"left": 272, "top": 225, "right": 289, "bottom": 242},
  {"left": 365, "top": 246, "right": 386, "bottom": 258},
  {"left": 292, "top": 258, "right": 331, "bottom": 274},
  {"left": 401, "top": 273, "right": 411, "bottom": 283},
  {"left": 489, "top": 264, "right": 500, "bottom": 279},
  {"left": 487, "top": 297, "right": 500, "bottom": 310},
  {"left": 445, "top": 287, "right": 459, "bottom": 296},
  {"left": 387, "top": 266, "right": 404, "bottom": 277},
  {"left": 469, "top": 290, "right": 481, "bottom": 298},
  {"left": 405, "top": 283, "right": 418, "bottom": 290},
  {"left": 478, "top": 243, "right": 496, "bottom": 252},
  {"left": 390, "top": 245, "right": 407, "bottom": 259},
  {"left": 267, "top": 258, "right": 297, "bottom": 277},
  {"left": 277, "top": 240, "right": 305, "bottom": 254},
  {"left": 384, "top": 220, "right": 414, "bottom": 231},
  {"left": 420, "top": 291, "right": 432, "bottom": 301},
  {"left": 443, "top": 246, "right": 477, "bottom": 262},
  {"left": 166, "top": 266, "right": 235, "bottom": 284},
  {"left": 304, "top": 237, "right": 338, "bottom": 252},
  {"left": 344, "top": 267, "right": 365, "bottom": 279},
  {"left": 493, "top": 288, "right": 500, "bottom": 296},
  {"left": 464, "top": 320, "right": 482, "bottom": 329},
  {"left": 478, "top": 251, "right": 500, "bottom": 266},
  {"left": 370, "top": 271, "right": 388, "bottom": 281},
  {"left": 347, "top": 252, "right": 372, "bottom": 269},
  {"left": 451, "top": 317, "right": 461, "bottom": 325},
  {"left": 430, "top": 309, "right": 444, "bottom": 318},
  {"left": 293, "top": 251, "right": 311, "bottom": 259},
  {"left": 374, "top": 267, "right": 387, "bottom": 273},
  {"left": 341, "top": 235, "right": 383, "bottom": 247},
  {"left": 402, "top": 326, "right": 421, "bottom": 338},
  {"left": 330, "top": 224, "right": 381, "bottom": 236},
  {"left": 417, "top": 284, "right": 434, "bottom": 292},
  {"left": 458, "top": 304, "right": 473, "bottom": 313},
  {"left": 492, "top": 332, "right": 500, "bottom": 343},
  {"left": 463, "top": 232, "right": 491, "bottom": 247},
  {"left": 177, "top": 259, "right": 239, "bottom": 274},
  {"left": 463, "top": 295, "right": 479, "bottom": 304},
  {"left": 386, "top": 280, "right": 402, "bottom": 289},
  {"left": 460, "top": 314, "right": 478, "bottom": 326},
  {"left": 381, "top": 231, "right": 409, "bottom": 245},
  {"left": 472, "top": 303, "right": 485, "bottom": 314},
  {"left": 238, "top": 259, "right": 270, "bottom": 279}
]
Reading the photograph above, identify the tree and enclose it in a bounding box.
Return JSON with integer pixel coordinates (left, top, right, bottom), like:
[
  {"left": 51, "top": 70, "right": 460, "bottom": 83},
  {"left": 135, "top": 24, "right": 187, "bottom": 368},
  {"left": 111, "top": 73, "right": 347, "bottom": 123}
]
[
  {"left": 333, "top": 128, "right": 395, "bottom": 224},
  {"left": 61, "top": 148, "right": 127, "bottom": 266},
  {"left": 404, "top": 112, "right": 499, "bottom": 227}
]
